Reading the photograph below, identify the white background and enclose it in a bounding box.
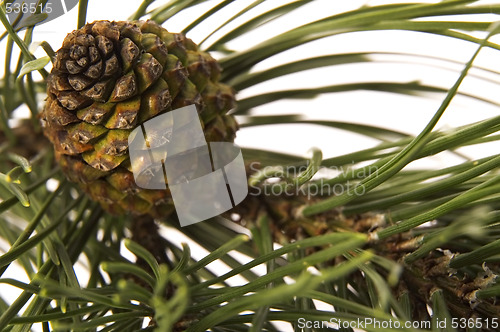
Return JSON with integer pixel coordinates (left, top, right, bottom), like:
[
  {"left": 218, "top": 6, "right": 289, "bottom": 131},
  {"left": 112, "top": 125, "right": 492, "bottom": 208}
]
[
  {"left": 23, "top": 0, "right": 500, "bottom": 163},
  {"left": 1, "top": 0, "right": 500, "bottom": 330},
  {"left": 6, "top": 0, "right": 500, "bottom": 163}
]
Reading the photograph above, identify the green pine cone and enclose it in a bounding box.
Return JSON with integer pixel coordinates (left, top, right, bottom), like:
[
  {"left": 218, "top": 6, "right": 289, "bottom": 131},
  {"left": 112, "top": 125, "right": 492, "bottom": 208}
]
[{"left": 41, "top": 20, "right": 237, "bottom": 217}]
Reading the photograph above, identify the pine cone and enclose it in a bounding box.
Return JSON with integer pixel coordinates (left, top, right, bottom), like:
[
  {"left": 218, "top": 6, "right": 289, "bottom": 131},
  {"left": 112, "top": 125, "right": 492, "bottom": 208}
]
[{"left": 41, "top": 20, "right": 237, "bottom": 217}]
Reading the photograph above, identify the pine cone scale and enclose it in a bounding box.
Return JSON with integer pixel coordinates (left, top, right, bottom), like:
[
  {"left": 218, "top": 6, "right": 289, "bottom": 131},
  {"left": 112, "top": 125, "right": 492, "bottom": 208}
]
[{"left": 41, "top": 20, "right": 238, "bottom": 217}]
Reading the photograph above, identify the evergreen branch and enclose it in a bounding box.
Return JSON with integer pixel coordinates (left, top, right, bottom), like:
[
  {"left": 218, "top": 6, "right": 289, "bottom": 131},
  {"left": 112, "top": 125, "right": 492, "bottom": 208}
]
[{"left": 301, "top": 22, "right": 498, "bottom": 217}]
